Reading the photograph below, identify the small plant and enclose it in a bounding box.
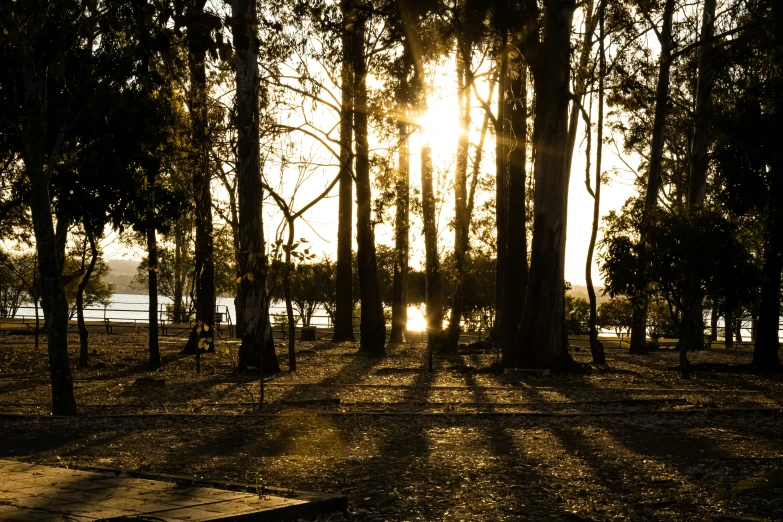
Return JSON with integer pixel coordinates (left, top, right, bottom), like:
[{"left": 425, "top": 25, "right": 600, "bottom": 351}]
[{"left": 716, "top": 468, "right": 783, "bottom": 500}]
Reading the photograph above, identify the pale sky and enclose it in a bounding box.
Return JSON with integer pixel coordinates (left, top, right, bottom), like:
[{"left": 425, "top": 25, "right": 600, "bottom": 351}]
[{"left": 100, "top": 46, "right": 640, "bottom": 290}]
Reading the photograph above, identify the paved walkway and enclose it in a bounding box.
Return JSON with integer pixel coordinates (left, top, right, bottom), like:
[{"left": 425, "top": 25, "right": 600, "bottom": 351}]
[{"left": 0, "top": 460, "right": 342, "bottom": 521}]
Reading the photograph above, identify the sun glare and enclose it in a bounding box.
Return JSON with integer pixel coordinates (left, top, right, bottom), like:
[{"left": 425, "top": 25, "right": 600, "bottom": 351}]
[
  {"left": 406, "top": 305, "right": 428, "bottom": 332},
  {"left": 417, "top": 96, "right": 461, "bottom": 156}
]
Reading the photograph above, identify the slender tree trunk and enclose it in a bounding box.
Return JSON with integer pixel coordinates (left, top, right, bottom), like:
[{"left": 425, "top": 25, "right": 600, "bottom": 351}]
[
  {"left": 21, "top": 53, "right": 77, "bottom": 416},
  {"left": 710, "top": 305, "right": 718, "bottom": 341},
  {"left": 688, "top": 0, "right": 716, "bottom": 207},
  {"left": 678, "top": 0, "right": 718, "bottom": 358},
  {"left": 390, "top": 118, "right": 410, "bottom": 343},
  {"left": 183, "top": 0, "right": 215, "bottom": 359},
  {"left": 586, "top": 0, "right": 607, "bottom": 366},
  {"left": 445, "top": 49, "right": 471, "bottom": 352},
  {"left": 173, "top": 222, "right": 185, "bottom": 324},
  {"left": 503, "top": 55, "right": 529, "bottom": 364},
  {"left": 333, "top": 0, "right": 357, "bottom": 343},
  {"left": 495, "top": 34, "right": 509, "bottom": 356},
  {"left": 353, "top": 13, "right": 386, "bottom": 354},
  {"left": 724, "top": 307, "right": 735, "bottom": 349},
  {"left": 78, "top": 229, "right": 98, "bottom": 368},
  {"left": 147, "top": 222, "right": 161, "bottom": 369},
  {"left": 421, "top": 139, "right": 443, "bottom": 352},
  {"left": 233, "top": 0, "right": 280, "bottom": 373},
  {"left": 630, "top": 0, "right": 676, "bottom": 355},
  {"left": 34, "top": 295, "right": 40, "bottom": 351},
  {"left": 284, "top": 219, "right": 297, "bottom": 371},
  {"left": 566, "top": 0, "right": 596, "bottom": 176},
  {"left": 512, "top": 0, "right": 577, "bottom": 370}
]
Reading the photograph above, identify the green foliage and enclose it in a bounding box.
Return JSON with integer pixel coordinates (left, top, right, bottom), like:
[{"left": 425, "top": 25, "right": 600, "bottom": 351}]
[
  {"left": 600, "top": 201, "right": 760, "bottom": 331},
  {"left": 63, "top": 256, "right": 114, "bottom": 318},
  {"left": 0, "top": 250, "right": 31, "bottom": 318},
  {"left": 597, "top": 297, "right": 633, "bottom": 339},
  {"left": 565, "top": 295, "right": 590, "bottom": 335},
  {"left": 441, "top": 249, "right": 496, "bottom": 331},
  {"left": 268, "top": 257, "right": 335, "bottom": 327}
]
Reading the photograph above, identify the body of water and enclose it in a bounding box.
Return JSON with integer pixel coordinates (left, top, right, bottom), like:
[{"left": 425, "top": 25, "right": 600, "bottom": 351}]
[
  {"left": 14, "top": 294, "right": 429, "bottom": 332},
  {"left": 11, "top": 294, "right": 781, "bottom": 340}
]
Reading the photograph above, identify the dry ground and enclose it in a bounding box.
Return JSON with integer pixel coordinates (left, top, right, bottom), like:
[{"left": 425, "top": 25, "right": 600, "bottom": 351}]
[{"left": 1, "top": 332, "right": 783, "bottom": 521}]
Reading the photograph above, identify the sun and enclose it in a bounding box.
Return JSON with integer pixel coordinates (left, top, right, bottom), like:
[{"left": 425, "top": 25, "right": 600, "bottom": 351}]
[
  {"left": 416, "top": 94, "right": 461, "bottom": 159},
  {"left": 406, "top": 305, "right": 428, "bottom": 332}
]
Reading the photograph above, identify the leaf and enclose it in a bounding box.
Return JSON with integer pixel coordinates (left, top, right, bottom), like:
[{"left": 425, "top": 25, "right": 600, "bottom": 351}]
[{"left": 203, "top": 324, "right": 210, "bottom": 332}]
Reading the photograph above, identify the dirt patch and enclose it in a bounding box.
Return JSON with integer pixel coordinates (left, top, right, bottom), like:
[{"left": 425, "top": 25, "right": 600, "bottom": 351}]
[{"left": 1, "top": 333, "right": 783, "bottom": 520}]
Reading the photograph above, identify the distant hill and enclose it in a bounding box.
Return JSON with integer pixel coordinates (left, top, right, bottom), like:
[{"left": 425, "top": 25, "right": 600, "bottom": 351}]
[
  {"left": 569, "top": 284, "right": 610, "bottom": 305},
  {"left": 106, "top": 259, "right": 144, "bottom": 295}
]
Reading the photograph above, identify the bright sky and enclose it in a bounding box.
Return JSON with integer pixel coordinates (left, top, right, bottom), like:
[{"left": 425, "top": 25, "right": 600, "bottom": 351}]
[{"left": 99, "top": 36, "right": 640, "bottom": 291}]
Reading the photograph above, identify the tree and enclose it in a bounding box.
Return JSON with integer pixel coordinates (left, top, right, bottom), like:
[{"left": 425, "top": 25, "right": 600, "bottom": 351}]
[
  {"left": 181, "top": 0, "right": 223, "bottom": 359},
  {"left": 2, "top": 0, "right": 91, "bottom": 415},
  {"left": 565, "top": 295, "right": 590, "bottom": 336},
  {"left": 0, "top": 252, "right": 28, "bottom": 319},
  {"left": 511, "top": 0, "right": 579, "bottom": 370},
  {"left": 628, "top": 0, "right": 676, "bottom": 355},
  {"left": 389, "top": 50, "right": 412, "bottom": 344},
  {"left": 232, "top": 0, "right": 280, "bottom": 374},
  {"left": 714, "top": 48, "right": 783, "bottom": 370},
  {"left": 333, "top": 0, "right": 358, "bottom": 343},
  {"left": 353, "top": 4, "right": 386, "bottom": 354},
  {"left": 584, "top": 0, "right": 607, "bottom": 365},
  {"left": 598, "top": 297, "right": 633, "bottom": 346}
]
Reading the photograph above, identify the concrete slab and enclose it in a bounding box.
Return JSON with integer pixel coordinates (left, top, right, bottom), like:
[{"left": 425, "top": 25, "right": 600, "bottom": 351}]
[{"left": 0, "top": 459, "right": 345, "bottom": 521}]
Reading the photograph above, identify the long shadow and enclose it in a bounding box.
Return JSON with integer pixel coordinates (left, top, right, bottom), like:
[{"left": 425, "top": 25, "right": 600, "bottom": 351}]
[
  {"left": 179, "top": 342, "right": 388, "bottom": 462},
  {"left": 502, "top": 349, "right": 783, "bottom": 519},
  {"left": 452, "top": 352, "right": 585, "bottom": 519}
]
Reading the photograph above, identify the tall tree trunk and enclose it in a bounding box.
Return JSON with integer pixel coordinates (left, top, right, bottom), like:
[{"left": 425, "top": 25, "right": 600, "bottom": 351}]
[
  {"left": 679, "top": 0, "right": 718, "bottom": 358},
  {"left": 183, "top": 2, "right": 216, "bottom": 357},
  {"left": 445, "top": 49, "right": 471, "bottom": 352},
  {"left": 512, "top": 0, "right": 577, "bottom": 370},
  {"left": 233, "top": 0, "right": 280, "bottom": 373},
  {"left": 752, "top": 233, "right": 782, "bottom": 369},
  {"left": 21, "top": 53, "right": 77, "bottom": 416},
  {"left": 147, "top": 223, "right": 161, "bottom": 369},
  {"left": 752, "top": 0, "right": 783, "bottom": 370},
  {"left": 284, "top": 218, "right": 297, "bottom": 371},
  {"left": 710, "top": 305, "right": 718, "bottom": 341},
  {"left": 421, "top": 139, "right": 443, "bottom": 351},
  {"left": 353, "top": 12, "right": 386, "bottom": 354},
  {"left": 688, "top": 0, "right": 716, "bottom": 207},
  {"left": 586, "top": 0, "right": 606, "bottom": 366},
  {"left": 333, "top": 0, "right": 357, "bottom": 343},
  {"left": 147, "top": 165, "right": 162, "bottom": 369},
  {"left": 390, "top": 118, "right": 410, "bottom": 343},
  {"left": 503, "top": 53, "right": 529, "bottom": 364},
  {"left": 630, "top": 0, "right": 676, "bottom": 355},
  {"left": 78, "top": 229, "right": 98, "bottom": 368},
  {"left": 495, "top": 33, "right": 509, "bottom": 357}
]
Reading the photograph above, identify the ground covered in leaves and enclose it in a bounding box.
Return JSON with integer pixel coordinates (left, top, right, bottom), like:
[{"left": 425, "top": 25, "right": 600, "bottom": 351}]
[{"left": 1, "top": 332, "right": 783, "bottom": 521}]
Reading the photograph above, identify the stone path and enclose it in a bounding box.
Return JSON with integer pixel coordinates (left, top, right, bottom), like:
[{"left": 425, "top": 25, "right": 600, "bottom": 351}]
[{"left": 0, "top": 460, "right": 343, "bottom": 521}]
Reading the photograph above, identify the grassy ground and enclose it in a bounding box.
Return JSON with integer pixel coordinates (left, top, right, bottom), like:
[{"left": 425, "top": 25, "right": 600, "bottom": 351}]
[{"left": 1, "top": 332, "right": 782, "bottom": 521}]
